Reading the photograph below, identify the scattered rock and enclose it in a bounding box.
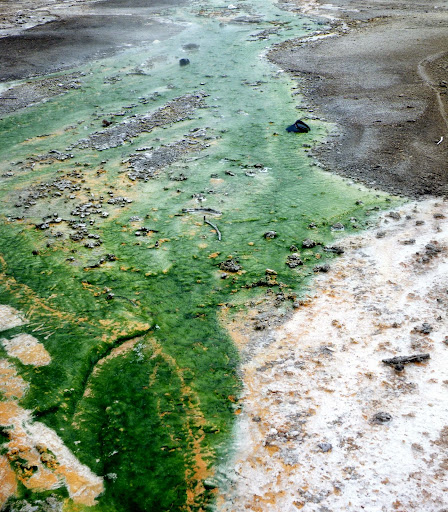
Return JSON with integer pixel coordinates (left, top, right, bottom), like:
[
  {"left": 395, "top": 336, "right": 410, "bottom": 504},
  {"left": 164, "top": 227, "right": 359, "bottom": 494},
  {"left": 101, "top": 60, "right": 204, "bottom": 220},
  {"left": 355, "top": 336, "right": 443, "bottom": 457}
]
[
  {"left": 413, "top": 323, "right": 433, "bottom": 335},
  {"left": 286, "top": 253, "right": 303, "bottom": 268},
  {"left": 264, "top": 231, "right": 277, "bottom": 239},
  {"left": 302, "top": 238, "right": 316, "bottom": 248},
  {"left": 331, "top": 222, "right": 345, "bottom": 231},
  {"left": 219, "top": 258, "right": 241, "bottom": 272},
  {"left": 179, "top": 58, "right": 190, "bottom": 66},
  {"left": 324, "top": 245, "right": 344, "bottom": 254},
  {"left": 183, "top": 43, "right": 200, "bottom": 51},
  {"left": 318, "top": 442, "right": 332, "bottom": 453},
  {"left": 387, "top": 212, "right": 401, "bottom": 220},
  {"left": 382, "top": 353, "right": 430, "bottom": 371},
  {"left": 313, "top": 263, "right": 330, "bottom": 273},
  {"left": 371, "top": 412, "right": 392, "bottom": 424}
]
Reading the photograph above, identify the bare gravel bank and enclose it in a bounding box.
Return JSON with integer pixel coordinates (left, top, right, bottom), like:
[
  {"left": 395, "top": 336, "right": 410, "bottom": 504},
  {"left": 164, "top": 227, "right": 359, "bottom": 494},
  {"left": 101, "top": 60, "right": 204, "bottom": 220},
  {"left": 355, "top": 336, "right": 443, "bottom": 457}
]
[{"left": 270, "top": 0, "right": 448, "bottom": 198}]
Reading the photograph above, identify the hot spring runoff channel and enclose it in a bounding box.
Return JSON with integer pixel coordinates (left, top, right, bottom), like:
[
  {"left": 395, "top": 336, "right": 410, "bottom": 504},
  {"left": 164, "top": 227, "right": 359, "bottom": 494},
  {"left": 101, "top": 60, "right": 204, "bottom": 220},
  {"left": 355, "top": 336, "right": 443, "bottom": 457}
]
[{"left": 0, "top": 0, "right": 397, "bottom": 510}]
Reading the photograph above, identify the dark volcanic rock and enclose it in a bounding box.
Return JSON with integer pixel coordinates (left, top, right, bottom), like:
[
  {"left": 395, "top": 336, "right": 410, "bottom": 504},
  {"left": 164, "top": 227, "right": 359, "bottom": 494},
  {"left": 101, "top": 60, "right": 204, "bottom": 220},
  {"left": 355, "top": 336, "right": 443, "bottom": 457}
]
[
  {"left": 371, "top": 412, "right": 392, "bottom": 424},
  {"left": 302, "top": 238, "right": 316, "bottom": 248},
  {"left": 286, "top": 253, "right": 303, "bottom": 268},
  {"left": 219, "top": 258, "right": 241, "bottom": 273}
]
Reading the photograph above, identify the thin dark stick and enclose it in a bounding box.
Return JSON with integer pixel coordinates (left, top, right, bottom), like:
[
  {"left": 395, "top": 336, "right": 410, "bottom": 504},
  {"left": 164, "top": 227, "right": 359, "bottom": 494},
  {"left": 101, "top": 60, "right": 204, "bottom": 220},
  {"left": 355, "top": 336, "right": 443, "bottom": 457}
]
[{"left": 204, "top": 216, "right": 221, "bottom": 241}]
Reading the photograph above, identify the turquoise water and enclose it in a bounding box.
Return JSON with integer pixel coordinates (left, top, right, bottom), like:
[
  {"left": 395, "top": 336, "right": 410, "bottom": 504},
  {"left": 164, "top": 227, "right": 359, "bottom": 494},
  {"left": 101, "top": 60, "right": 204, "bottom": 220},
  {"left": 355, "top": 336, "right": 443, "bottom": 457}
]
[{"left": 0, "top": 1, "right": 397, "bottom": 510}]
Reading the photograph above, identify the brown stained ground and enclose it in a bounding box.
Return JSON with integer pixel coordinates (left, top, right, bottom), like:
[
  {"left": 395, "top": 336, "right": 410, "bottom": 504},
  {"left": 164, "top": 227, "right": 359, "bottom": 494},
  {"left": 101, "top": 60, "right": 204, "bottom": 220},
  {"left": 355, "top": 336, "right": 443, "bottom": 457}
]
[
  {"left": 0, "top": 455, "right": 17, "bottom": 507},
  {"left": 2, "top": 333, "right": 51, "bottom": 366},
  {"left": 0, "top": 359, "right": 28, "bottom": 399},
  {"left": 56, "top": 466, "right": 104, "bottom": 506},
  {"left": 0, "top": 398, "right": 104, "bottom": 505},
  {"left": 218, "top": 200, "right": 448, "bottom": 511},
  {"left": 0, "top": 315, "right": 104, "bottom": 506},
  {"left": 218, "top": 307, "right": 255, "bottom": 352}
]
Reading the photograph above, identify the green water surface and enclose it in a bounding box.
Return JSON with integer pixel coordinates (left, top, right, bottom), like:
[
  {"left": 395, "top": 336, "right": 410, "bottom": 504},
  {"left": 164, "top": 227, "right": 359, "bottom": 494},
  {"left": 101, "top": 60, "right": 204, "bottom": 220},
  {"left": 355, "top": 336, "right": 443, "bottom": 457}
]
[{"left": 0, "top": 0, "right": 397, "bottom": 510}]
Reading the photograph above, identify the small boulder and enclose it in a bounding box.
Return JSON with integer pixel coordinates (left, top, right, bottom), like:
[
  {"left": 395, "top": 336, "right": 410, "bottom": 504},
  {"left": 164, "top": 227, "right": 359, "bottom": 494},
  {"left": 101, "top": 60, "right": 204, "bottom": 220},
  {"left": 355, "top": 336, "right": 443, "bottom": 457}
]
[
  {"left": 313, "top": 263, "right": 330, "bottom": 273},
  {"left": 286, "top": 119, "right": 310, "bottom": 133},
  {"left": 317, "top": 442, "right": 332, "bottom": 453}
]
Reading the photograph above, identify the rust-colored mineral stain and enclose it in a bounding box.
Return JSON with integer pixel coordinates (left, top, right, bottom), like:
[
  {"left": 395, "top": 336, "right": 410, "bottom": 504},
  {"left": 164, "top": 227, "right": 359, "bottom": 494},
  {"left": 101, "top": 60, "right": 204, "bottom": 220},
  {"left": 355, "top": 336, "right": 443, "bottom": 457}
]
[
  {"left": 24, "top": 466, "right": 60, "bottom": 491},
  {"left": 56, "top": 466, "right": 104, "bottom": 506},
  {"left": 2, "top": 333, "right": 51, "bottom": 366},
  {"left": 0, "top": 455, "right": 17, "bottom": 506},
  {"left": 0, "top": 361, "right": 28, "bottom": 400}
]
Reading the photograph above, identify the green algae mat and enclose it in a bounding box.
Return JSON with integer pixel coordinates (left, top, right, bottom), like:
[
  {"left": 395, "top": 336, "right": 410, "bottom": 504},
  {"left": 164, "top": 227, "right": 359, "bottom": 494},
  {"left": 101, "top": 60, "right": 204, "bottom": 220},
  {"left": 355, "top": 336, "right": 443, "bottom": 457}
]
[{"left": 0, "top": 0, "right": 396, "bottom": 510}]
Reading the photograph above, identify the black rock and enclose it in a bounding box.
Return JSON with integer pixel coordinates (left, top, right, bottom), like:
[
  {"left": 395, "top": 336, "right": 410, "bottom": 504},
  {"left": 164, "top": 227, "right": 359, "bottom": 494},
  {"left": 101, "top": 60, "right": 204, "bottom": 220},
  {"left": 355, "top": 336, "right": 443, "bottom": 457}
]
[
  {"left": 382, "top": 353, "right": 430, "bottom": 371},
  {"left": 324, "top": 245, "right": 344, "bottom": 255},
  {"left": 371, "top": 412, "right": 392, "bottom": 424},
  {"left": 331, "top": 222, "right": 345, "bottom": 231},
  {"left": 286, "top": 119, "right": 310, "bottom": 133},
  {"left": 413, "top": 323, "right": 433, "bottom": 335},
  {"left": 179, "top": 58, "right": 190, "bottom": 66},
  {"left": 313, "top": 263, "right": 330, "bottom": 273}
]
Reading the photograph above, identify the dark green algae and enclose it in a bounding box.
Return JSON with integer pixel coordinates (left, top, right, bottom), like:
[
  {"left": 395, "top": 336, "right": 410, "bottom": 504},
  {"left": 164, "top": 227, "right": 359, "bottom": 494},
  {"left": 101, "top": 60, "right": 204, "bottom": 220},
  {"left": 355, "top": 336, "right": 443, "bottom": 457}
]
[{"left": 0, "top": 0, "right": 400, "bottom": 510}]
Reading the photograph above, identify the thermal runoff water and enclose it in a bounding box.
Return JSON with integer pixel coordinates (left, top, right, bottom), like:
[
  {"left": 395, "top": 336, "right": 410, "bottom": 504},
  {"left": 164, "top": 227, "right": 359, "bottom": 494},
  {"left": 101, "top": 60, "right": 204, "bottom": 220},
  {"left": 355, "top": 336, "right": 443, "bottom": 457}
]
[{"left": 0, "top": 0, "right": 396, "bottom": 510}]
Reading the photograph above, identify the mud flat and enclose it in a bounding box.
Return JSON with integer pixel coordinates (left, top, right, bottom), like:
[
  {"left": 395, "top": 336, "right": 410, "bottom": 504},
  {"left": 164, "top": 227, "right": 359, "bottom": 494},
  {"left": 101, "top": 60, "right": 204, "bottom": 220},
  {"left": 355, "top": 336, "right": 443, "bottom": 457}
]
[
  {"left": 0, "top": 0, "right": 185, "bottom": 82},
  {"left": 218, "top": 199, "right": 448, "bottom": 511},
  {"left": 270, "top": 0, "right": 448, "bottom": 197}
]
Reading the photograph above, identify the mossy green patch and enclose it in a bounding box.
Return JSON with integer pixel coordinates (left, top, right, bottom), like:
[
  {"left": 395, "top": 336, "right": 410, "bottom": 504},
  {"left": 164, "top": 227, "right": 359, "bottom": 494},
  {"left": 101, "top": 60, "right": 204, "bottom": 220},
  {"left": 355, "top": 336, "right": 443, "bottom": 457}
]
[{"left": 0, "top": 0, "right": 402, "bottom": 509}]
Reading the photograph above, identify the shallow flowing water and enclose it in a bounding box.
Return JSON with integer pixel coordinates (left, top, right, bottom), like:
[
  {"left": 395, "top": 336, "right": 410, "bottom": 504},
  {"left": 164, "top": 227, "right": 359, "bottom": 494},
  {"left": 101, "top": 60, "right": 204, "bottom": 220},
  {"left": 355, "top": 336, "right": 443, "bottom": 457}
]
[{"left": 0, "top": 0, "right": 397, "bottom": 510}]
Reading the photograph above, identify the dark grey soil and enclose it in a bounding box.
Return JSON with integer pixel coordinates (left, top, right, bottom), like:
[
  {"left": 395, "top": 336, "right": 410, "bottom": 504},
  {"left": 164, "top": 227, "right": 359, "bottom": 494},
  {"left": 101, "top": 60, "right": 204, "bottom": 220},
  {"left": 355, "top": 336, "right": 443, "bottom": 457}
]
[
  {"left": 0, "top": 0, "right": 185, "bottom": 82},
  {"left": 270, "top": 0, "right": 448, "bottom": 197}
]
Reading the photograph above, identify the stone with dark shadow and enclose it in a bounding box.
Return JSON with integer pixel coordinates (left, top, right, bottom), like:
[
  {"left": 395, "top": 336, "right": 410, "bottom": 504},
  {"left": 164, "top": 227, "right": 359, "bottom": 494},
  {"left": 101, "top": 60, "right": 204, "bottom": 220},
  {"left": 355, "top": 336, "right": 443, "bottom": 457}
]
[{"left": 286, "top": 119, "right": 310, "bottom": 133}]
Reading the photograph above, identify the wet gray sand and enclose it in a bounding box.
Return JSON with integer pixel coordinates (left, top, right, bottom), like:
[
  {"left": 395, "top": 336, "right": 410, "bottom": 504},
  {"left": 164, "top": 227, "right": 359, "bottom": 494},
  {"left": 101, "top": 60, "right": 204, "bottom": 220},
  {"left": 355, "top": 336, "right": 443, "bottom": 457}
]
[{"left": 270, "top": 0, "right": 448, "bottom": 198}]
